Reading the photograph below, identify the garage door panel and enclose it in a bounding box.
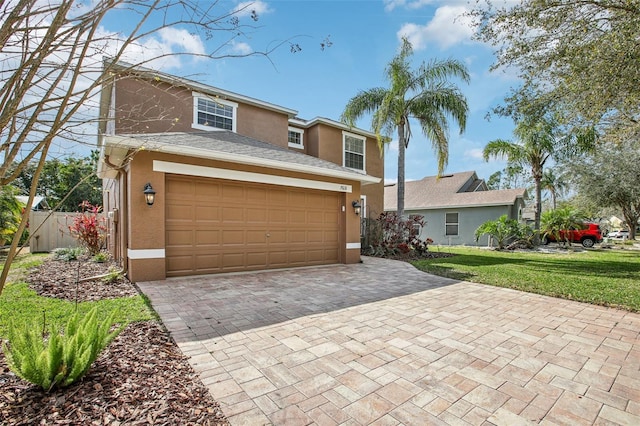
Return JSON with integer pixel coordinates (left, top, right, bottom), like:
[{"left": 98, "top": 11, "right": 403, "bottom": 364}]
[
  {"left": 195, "top": 181, "right": 220, "bottom": 197},
  {"left": 246, "top": 252, "right": 268, "bottom": 268},
  {"left": 246, "top": 230, "right": 267, "bottom": 244},
  {"left": 195, "top": 254, "right": 220, "bottom": 269},
  {"left": 166, "top": 179, "right": 195, "bottom": 196},
  {"left": 195, "top": 230, "right": 220, "bottom": 245},
  {"left": 166, "top": 175, "right": 341, "bottom": 277},
  {"left": 223, "top": 207, "right": 243, "bottom": 222},
  {"left": 195, "top": 206, "right": 221, "bottom": 222},
  {"left": 308, "top": 211, "right": 324, "bottom": 224},
  {"left": 166, "top": 230, "right": 193, "bottom": 246},
  {"left": 166, "top": 203, "right": 194, "bottom": 221},
  {"left": 324, "top": 231, "right": 339, "bottom": 243},
  {"left": 247, "top": 208, "right": 268, "bottom": 223},
  {"left": 268, "top": 230, "right": 287, "bottom": 244},
  {"left": 289, "top": 230, "right": 306, "bottom": 243},
  {"left": 222, "top": 230, "right": 245, "bottom": 245},
  {"left": 289, "top": 210, "right": 306, "bottom": 224},
  {"left": 222, "top": 184, "right": 244, "bottom": 200},
  {"left": 268, "top": 209, "right": 288, "bottom": 223}
]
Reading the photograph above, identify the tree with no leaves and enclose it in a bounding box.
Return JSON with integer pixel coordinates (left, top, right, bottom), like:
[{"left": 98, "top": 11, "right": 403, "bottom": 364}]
[
  {"left": 341, "top": 38, "right": 469, "bottom": 218},
  {"left": 0, "top": 0, "right": 308, "bottom": 295}
]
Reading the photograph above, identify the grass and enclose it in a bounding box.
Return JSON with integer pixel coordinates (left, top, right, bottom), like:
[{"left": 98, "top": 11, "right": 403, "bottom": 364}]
[
  {"left": 413, "top": 246, "right": 640, "bottom": 312},
  {"left": 0, "top": 252, "right": 156, "bottom": 338}
]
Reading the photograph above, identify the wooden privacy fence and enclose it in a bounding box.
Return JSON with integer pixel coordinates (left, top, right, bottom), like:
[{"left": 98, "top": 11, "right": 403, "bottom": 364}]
[{"left": 28, "top": 211, "right": 104, "bottom": 253}]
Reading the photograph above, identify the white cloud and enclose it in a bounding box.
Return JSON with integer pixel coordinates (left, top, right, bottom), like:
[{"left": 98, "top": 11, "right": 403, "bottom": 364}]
[
  {"left": 116, "top": 27, "right": 207, "bottom": 70},
  {"left": 397, "top": 5, "right": 476, "bottom": 50},
  {"left": 230, "top": 40, "right": 253, "bottom": 55},
  {"left": 233, "top": 1, "right": 272, "bottom": 18},
  {"left": 464, "top": 148, "right": 484, "bottom": 160}
]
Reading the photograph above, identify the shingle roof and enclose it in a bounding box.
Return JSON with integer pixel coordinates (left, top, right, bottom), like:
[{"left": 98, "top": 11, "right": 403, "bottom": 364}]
[
  {"left": 101, "top": 131, "right": 380, "bottom": 184},
  {"left": 385, "top": 171, "right": 527, "bottom": 211}
]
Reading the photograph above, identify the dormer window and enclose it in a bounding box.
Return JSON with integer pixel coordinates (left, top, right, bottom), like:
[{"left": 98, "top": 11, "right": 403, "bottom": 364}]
[
  {"left": 288, "top": 127, "right": 304, "bottom": 149},
  {"left": 192, "top": 93, "right": 237, "bottom": 132}
]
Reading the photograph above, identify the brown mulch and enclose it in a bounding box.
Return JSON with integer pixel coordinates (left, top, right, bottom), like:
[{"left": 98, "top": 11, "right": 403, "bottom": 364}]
[{"left": 0, "top": 256, "right": 230, "bottom": 425}]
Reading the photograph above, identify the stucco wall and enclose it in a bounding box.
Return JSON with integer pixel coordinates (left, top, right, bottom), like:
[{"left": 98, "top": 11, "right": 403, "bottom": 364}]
[
  {"left": 115, "top": 149, "right": 364, "bottom": 282},
  {"left": 410, "top": 205, "right": 518, "bottom": 247}
]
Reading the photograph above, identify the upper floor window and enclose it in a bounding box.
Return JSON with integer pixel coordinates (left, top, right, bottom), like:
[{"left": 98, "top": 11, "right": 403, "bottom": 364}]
[
  {"left": 192, "top": 93, "right": 237, "bottom": 132},
  {"left": 343, "top": 131, "right": 365, "bottom": 172},
  {"left": 288, "top": 127, "right": 304, "bottom": 149},
  {"left": 445, "top": 212, "right": 459, "bottom": 236}
]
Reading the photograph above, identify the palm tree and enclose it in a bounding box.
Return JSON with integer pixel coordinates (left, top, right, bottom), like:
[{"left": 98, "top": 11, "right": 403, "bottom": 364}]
[
  {"left": 483, "top": 117, "right": 594, "bottom": 234},
  {"left": 341, "top": 38, "right": 469, "bottom": 217},
  {"left": 540, "top": 168, "right": 567, "bottom": 210}
]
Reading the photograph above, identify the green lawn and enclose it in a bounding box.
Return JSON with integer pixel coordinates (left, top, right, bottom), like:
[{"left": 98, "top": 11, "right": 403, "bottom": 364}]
[
  {"left": 0, "top": 253, "right": 156, "bottom": 338},
  {"left": 413, "top": 246, "right": 640, "bottom": 312}
]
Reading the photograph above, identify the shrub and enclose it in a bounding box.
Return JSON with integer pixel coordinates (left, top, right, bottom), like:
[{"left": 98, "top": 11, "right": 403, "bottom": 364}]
[
  {"left": 68, "top": 202, "right": 106, "bottom": 255},
  {"left": 52, "top": 247, "right": 85, "bottom": 261},
  {"left": 102, "top": 267, "right": 123, "bottom": 285},
  {"left": 91, "top": 251, "right": 109, "bottom": 263},
  {"left": 475, "top": 215, "right": 521, "bottom": 249},
  {"left": 2, "top": 307, "right": 123, "bottom": 392},
  {"left": 364, "top": 212, "right": 431, "bottom": 257},
  {"left": 0, "top": 185, "right": 23, "bottom": 245}
]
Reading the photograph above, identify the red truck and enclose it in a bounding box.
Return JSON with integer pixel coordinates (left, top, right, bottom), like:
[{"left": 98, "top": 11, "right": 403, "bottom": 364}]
[{"left": 541, "top": 222, "right": 603, "bottom": 248}]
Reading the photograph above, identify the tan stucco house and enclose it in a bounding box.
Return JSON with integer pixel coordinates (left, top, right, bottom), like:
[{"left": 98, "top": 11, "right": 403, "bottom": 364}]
[
  {"left": 97, "top": 62, "right": 383, "bottom": 282},
  {"left": 384, "top": 171, "right": 527, "bottom": 246}
]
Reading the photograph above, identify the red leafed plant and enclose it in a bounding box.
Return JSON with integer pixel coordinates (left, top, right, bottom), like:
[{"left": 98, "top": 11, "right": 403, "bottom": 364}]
[{"left": 68, "top": 201, "right": 107, "bottom": 255}]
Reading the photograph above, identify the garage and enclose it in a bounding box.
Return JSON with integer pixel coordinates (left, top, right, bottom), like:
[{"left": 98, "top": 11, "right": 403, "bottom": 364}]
[{"left": 165, "top": 174, "right": 342, "bottom": 276}]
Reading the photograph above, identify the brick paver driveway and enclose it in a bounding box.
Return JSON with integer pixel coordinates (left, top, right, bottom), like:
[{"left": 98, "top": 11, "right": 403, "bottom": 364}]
[{"left": 138, "top": 256, "right": 640, "bottom": 425}]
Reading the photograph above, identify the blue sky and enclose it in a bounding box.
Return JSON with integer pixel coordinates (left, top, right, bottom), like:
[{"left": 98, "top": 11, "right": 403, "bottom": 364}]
[{"left": 95, "top": 0, "right": 520, "bottom": 184}]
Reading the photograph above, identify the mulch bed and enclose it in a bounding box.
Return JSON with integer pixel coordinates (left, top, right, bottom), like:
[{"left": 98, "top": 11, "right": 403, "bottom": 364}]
[{"left": 0, "top": 256, "right": 230, "bottom": 425}]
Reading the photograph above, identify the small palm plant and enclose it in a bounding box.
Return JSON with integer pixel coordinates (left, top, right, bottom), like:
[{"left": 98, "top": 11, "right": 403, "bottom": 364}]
[
  {"left": 3, "top": 307, "right": 123, "bottom": 392},
  {"left": 541, "top": 207, "right": 587, "bottom": 246},
  {"left": 475, "top": 215, "right": 521, "bottom": 249}
]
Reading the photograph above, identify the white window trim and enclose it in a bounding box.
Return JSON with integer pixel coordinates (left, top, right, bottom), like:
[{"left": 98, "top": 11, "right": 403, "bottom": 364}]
[
  {"left": 288, "top": 126, "right": 304, "bottom": 149},
  {"left": 445, "top": 212, "right": 459, "bottom": 236},
  {"left": 342, "top": 131, "right": 366, "bottom": 173},
  {"left": 191, "top": 92, "right": 238, "bottom": 132}
]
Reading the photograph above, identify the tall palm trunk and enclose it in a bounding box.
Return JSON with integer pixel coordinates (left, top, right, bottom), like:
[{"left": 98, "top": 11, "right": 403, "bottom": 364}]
[{"left": 397, "top": 122, "right": 406, "bottom": 218}]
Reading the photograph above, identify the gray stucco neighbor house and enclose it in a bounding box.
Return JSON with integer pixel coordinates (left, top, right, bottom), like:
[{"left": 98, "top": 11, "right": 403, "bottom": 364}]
[{"left": 384, "top": 171, "right": 528, "bottom": 246}]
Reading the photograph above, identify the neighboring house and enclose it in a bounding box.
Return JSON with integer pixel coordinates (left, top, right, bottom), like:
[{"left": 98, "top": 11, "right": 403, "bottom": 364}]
[
  {"left": 384, "top": 171, "right": 527, "bottom": 246},
  {"left": 17, "top": 196, "right": 50, "bottom": 211},
  {"left": 96, "top": 62, "right": 383, "bottom": 282}
]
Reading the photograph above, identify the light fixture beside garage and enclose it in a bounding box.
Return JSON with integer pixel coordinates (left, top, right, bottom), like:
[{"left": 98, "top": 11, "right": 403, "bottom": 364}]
[
  {"left": 143, "top": 183, "right": 156, "bottom": 206},
  {"left": 352, "top": 200, "right": 361, "bottom": 215}
]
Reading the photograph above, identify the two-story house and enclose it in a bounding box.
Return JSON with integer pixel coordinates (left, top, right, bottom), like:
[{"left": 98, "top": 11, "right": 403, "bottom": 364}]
[{"left": 97, "top": 62, "right": 383, "bottom": 282}]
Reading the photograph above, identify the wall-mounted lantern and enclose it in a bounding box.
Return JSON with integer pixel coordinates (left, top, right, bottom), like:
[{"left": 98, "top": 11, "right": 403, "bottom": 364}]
[
  {"left": 352, "top": 200, "right": 361, "bottom": 215},
  {"left": 143, "top": 183, "right": 156, "bottom": 206}
]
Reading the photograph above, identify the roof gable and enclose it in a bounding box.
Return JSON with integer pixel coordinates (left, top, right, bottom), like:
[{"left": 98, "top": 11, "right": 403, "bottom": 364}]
[{"left": 384, "top": 171, "right": 527, "bottom": 211}]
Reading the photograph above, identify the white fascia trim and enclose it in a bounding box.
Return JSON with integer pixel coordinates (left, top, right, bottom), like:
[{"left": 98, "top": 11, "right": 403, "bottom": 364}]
[
  {"left": 128, "top": 248, "right": 165, "bottom": 259},
  {"left": 346, "top": 242, "right": 361, "bottom": 250},
  {"left": 104, "top": 135, "right": 380, "bottom": 185},
  {"left": 398, "top": 202, "right": 520, "bottom": 211},
  {"left": 154, "top": 160, "right": 354, "bottom": 193},
  {"left": 303, "top": 117, "right": 377, "bottom": 139}
]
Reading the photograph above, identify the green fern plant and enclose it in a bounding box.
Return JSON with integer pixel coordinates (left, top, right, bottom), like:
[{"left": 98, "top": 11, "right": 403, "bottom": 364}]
[{"left": 2, "top": 307, "right": 123, "bottom": 392}]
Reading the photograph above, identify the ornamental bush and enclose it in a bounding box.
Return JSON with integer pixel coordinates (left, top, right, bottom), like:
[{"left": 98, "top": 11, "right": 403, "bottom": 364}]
[
  {"left": 364, "top": 212, "right": 432, "bottom": 257},
  {"left": 2, "top": 307, "right": 123, "bottom": 392},
  {"left": 68, "top": 201, "right": 106, "bottom": 255}
]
